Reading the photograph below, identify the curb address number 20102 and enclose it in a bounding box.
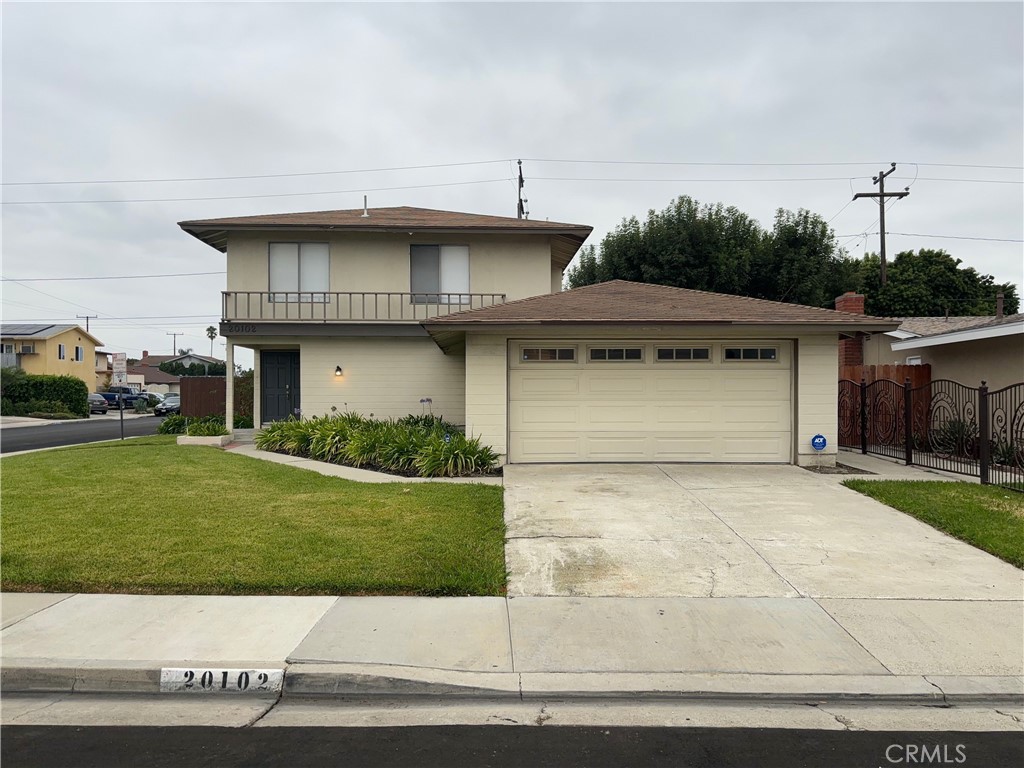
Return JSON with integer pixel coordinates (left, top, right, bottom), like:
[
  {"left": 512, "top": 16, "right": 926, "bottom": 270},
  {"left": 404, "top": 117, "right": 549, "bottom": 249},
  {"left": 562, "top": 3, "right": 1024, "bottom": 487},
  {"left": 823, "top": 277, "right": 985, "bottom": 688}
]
[{"left": 160, "top": 668, "right": 284, "bottom": 694}]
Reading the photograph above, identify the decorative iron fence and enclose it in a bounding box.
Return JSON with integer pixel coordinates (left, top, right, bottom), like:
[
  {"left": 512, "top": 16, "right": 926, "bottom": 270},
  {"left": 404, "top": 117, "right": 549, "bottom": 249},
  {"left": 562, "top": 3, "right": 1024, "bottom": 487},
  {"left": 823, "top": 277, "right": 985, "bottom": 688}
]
[{"left": 839, "top": 378, "right": 1024, "bottom": 491}]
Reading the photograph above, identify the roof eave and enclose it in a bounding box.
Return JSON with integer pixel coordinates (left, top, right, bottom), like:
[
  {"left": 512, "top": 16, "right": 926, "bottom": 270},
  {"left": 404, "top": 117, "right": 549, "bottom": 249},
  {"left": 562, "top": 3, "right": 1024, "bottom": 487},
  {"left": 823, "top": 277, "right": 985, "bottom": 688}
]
[{"left": 891, "top": 320, "right": 1024, "bottom": 350}]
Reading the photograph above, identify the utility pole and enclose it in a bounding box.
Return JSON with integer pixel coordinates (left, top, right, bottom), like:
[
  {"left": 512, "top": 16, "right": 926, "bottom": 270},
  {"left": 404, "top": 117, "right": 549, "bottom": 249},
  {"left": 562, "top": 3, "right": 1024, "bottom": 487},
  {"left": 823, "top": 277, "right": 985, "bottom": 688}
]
[
  {"left": 516, "top": 159, "right": 529, "bottom": 220},
  {"left": 166, "top": 331, "right": 183, "bottom": 355},
  {"left": 852, "top": 163, "right": 910, "bottom": 285},
  {"left": 76, "top": 314, "right": 97, "bottom": 332}
]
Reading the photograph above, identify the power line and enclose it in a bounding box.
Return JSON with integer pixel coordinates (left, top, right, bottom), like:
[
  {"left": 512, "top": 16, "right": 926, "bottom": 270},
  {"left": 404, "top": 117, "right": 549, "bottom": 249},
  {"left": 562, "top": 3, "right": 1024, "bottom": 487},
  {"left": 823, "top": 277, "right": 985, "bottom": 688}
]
[
  {"left": 836, "top": 231, "right": 1024, "bottom": 243},
  {"left": 1, "top": 271, "right": 225, "bottom": 283},
  {"left": 530, "top": 175, "right": 1020, "bottom": 184},
  {"left": 1, "top": 177, "right": 511, "bottom": 205},
  {"left": 1, "top": 159, "right": 511, "bottom": 186}
]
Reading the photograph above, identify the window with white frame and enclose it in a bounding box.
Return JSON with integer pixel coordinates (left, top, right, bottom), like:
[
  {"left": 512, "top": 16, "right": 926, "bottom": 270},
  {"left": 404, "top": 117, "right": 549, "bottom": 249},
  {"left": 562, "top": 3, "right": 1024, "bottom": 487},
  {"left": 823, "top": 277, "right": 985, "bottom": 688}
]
[
  {"left": 410, "top": 245, "right": 469, "bottom": 303},
  {"left": 2, "top": 344, "right": 13, "bottom": 354},
  {"left": 269, "top": 242, "right": 329, "bottom": 302},
  {"left": 74, "top": 346, "right": 85, "bottom": 362},
  {"left": 906, "top": 356, "right": 923, "bottom": 365},
  {"left": 656, "top": 347, "right": 711, "bottom": 361},
  {"left": 723, "top": 347, "right": 778, "bottom": 361},
  {"left": 58, "top": 343, "right": 66, "bottom": 360}
]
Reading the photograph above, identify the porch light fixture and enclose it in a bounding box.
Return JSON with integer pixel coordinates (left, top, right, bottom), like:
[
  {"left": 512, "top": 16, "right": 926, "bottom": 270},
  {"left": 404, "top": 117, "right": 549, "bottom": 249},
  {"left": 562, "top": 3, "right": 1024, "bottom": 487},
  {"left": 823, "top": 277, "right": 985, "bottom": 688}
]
[{"left": 335, "top": 365, "right": 343, "bottom": 377}]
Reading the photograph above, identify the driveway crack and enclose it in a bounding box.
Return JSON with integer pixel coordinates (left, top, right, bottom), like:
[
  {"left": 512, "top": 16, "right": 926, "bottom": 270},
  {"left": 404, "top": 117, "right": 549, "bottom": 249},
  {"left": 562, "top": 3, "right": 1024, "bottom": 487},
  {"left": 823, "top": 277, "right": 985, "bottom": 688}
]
[
  {"left": 808, "top": 703, "right": 864, "bottom": 731},
  {"left": 922, "top": 676, "right": 951, "bottom": 707},
  {"left": 994, "top": 709, "right": 1023, "bottom": 724}
]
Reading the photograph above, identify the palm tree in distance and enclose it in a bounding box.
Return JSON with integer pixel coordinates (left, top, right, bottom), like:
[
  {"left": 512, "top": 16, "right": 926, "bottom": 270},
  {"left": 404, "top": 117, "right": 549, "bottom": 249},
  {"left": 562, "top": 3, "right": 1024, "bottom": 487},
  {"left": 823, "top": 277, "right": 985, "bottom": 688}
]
[{"left": 206, "top": 326, "right": 217, "bottom": 357}]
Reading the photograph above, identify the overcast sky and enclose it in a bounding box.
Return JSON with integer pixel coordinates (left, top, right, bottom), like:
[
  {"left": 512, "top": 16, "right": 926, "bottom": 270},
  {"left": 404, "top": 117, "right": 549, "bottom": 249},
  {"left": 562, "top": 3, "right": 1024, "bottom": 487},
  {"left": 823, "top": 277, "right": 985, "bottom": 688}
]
[{"left": 3, "top": 1, "right": 1022, "bottom": 369}]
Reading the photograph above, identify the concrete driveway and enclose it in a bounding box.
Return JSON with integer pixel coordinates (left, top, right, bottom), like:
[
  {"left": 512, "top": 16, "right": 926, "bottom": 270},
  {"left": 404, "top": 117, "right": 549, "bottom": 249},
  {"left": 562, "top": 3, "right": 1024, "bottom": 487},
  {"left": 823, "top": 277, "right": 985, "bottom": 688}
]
[{"left": 503, "top": 464, "right": 1023, "bottom": 601}]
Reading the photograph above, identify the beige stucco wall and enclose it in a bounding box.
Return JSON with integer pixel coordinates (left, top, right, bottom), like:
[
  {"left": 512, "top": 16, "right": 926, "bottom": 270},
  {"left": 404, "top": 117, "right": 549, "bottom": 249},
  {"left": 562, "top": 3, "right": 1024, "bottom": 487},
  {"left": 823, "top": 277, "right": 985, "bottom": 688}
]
[
  {"left": 6, "top": 329, "right": 97, "bottom": 390},
  {"left": 225, "top": 231, "right": 554, "bottom": 301},
  {"left": 465, "top": 334, "right": 508, "bottom": 457},
  {"left": 235, "top": 335, "right": 465, "bottom": 426},
  {"left": 795, "top": 335, "right": 839, "bottom": 467},
  {"left": 863, "top": 331, "right": 1023, "bottom": 391}
]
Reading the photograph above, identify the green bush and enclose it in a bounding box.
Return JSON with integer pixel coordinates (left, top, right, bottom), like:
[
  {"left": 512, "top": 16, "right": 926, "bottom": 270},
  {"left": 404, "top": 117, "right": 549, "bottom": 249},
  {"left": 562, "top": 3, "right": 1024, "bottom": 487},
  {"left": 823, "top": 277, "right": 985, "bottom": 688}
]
[
  {"left": 2, "top": 399, "right": 73, "bottom": 418},
  {"left": 254, "top": 413, "right": 498, "bottom": 477},
  {"left": 26, "top": 411, "right": 77, "bottom": 420},
  {"left": 1, "top": 397, "right": 12, "bottom": 415},
  {"left": 133, "top": 398, "right": 150, "bottom": 414},
  {"left": 157, "top": 414, "right": 188, "bottom": 434},
  {"left": 415, "top": 431, "right": 500, "bottom": 478},
  {"left": 233, "top": 414, "right": 254, "bottom": 429},
  {"left": 186, "top": 419, "right": 229, "bottom": 437},
  {"left": 0, "top": 368, "right": 88, "bottom": 418}
]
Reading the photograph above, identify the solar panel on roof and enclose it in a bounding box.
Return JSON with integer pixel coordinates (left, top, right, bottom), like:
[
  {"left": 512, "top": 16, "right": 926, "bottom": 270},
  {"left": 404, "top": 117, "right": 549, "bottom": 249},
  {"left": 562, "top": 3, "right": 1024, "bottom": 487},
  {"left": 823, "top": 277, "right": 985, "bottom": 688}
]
[{"left": 0, "top": 324, "right": 55, "bottom": 337}]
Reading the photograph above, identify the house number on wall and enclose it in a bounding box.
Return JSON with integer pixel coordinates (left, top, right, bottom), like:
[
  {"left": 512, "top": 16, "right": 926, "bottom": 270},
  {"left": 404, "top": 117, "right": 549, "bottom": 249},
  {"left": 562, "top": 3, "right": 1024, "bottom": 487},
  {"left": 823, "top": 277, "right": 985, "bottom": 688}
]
[
  {"left": 159, "top": 667, "right": 284, "bottom": 693},
  {"left": 224, "top": 324, "right": 258, "bottom": 334}
]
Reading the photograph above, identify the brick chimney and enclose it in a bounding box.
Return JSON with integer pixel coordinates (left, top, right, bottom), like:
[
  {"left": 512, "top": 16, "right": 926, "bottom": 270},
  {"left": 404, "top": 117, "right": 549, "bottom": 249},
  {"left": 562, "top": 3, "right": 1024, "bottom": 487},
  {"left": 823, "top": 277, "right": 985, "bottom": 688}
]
[
  {"left": 835, "top": 292, "right": 866, "bottom": 368},
  {"left": 996, "top": 292, "right": 1004, "bottom": 319},
  {"left": 142, "top": 350, "right": 149, "bottom": 358},
  {"left": 834, "top": 291, "right": 865, "bottom": 315}
]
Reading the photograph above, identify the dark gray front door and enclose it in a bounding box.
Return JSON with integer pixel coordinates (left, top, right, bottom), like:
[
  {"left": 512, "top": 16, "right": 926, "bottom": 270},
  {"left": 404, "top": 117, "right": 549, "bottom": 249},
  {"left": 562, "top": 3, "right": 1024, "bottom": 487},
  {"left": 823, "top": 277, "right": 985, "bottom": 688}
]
[{"left": 261, "top": 349, "right": 300, "bottom": 422}]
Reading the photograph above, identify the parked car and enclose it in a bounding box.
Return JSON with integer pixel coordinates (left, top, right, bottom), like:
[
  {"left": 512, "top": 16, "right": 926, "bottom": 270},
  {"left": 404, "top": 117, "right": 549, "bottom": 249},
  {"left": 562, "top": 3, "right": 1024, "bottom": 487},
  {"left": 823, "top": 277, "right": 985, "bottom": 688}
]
[
  {"left": 100, "top": 386, "right": 149, "bottom": 409},
  {"left": 154, "top": 394, "right": 180, "bottom": 416},
  {"left": 88, "top": 393, "right": 109, "bottom": 415}
]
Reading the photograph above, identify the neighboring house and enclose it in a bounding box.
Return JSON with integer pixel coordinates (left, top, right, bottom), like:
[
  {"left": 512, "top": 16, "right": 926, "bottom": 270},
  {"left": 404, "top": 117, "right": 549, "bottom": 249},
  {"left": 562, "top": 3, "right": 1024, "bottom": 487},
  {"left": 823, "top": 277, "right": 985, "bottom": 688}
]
[
  {"left": 95, "top": 349, "right": 112, "bottom": 391},
  {"left": 835, "top": 292, "right": 1024, "bottom": 392},
  {"left": 180, "top": 206, "right": 895, "bottom": 467},
  {"left": 137, "top": 350, "right": 223, "bottom": 371},
  {"left": 126, "top": 365, "right": 181, "bottom": 395},
  {"left": 0, "top": 324, "right": 103, "bottom": 390}
]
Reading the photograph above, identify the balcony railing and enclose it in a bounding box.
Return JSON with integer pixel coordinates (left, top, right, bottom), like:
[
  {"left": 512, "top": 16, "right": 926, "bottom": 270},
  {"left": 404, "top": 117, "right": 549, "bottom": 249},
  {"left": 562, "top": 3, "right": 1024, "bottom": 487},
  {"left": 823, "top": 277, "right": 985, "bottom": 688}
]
[{"left": 221, "top": 291, "right": 506, "bottom": 323}]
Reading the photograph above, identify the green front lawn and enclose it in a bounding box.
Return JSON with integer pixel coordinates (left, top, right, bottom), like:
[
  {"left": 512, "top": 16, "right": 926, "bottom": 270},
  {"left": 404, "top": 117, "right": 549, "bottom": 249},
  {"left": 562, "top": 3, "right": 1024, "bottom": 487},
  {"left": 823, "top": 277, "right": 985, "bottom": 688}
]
[
  {"left": 0, "top": 437, "right": 506, "bottom": 595},
  {"left": 843, "top": 480, "right": 1024, "bottom": 568}
]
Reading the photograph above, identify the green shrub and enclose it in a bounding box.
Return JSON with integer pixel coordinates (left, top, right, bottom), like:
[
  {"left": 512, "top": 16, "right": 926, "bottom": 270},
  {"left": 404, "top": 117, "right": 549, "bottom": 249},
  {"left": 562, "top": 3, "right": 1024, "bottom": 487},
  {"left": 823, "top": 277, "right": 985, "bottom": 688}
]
[
  {"left": 1, "top": 397, "right": 13, "bottom": 415},
  {"left": 133, "top": 398, "right": 150, "bottom": 414},
  {"left": 233, "top": 414, "right": 254, "bottom": 429},
  {"left": 26, "top": 411, "right": 77, "bottom": 420},
  {"left": 186, "top": 419, "right": 229, "bottom": 437},
  {"left": 415, "top": 431, "right": 499, "bottom": 477},
  {"left": 255, "top": 412, "right": 497, "bottom": 477},
  {"left": 0, "top": 368, "right": 88, "bottom": 418},
  {"left": 157, "top": 414, "right": 188, "bottom": 434}
]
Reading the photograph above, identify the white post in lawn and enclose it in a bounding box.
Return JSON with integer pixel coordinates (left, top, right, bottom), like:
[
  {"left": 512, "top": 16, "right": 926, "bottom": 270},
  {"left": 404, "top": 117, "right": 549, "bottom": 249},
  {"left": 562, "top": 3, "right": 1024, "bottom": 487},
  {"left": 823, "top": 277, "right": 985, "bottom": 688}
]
[{"left": 225, "top": 341, "right": 235, "bottom": 432}]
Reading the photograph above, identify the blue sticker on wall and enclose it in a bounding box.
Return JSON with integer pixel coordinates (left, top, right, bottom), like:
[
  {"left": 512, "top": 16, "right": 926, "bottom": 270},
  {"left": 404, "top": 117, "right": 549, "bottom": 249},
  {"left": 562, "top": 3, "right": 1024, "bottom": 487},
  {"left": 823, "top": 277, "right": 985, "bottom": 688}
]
[{"left": 811, "top": 434, "right": 827, "bottom": 451}]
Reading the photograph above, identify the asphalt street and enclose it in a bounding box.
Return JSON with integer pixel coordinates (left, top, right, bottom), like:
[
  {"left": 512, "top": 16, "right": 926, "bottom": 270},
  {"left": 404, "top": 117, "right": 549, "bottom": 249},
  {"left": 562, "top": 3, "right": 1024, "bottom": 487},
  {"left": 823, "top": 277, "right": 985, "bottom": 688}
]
[
  {"left": 2, "top": 726, "right": 1021, "bottom": 768},
  {"left": 0, "top": 416, "right": 163, "bottom": 454}
]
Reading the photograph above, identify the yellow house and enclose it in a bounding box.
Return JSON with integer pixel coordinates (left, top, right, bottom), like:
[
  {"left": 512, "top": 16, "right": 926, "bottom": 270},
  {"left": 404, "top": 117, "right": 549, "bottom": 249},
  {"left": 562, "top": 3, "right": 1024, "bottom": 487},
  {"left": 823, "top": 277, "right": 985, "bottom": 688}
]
[{"left": 1, "top": 324, "right": 104, "bottom": 391}]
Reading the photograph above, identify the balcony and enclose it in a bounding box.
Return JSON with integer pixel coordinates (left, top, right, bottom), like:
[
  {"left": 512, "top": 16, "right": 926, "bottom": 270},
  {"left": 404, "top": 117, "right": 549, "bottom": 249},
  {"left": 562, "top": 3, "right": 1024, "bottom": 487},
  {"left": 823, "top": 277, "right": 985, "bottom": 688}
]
[{"left": 221, "top": 292, "right": 506, "bottom": 323}]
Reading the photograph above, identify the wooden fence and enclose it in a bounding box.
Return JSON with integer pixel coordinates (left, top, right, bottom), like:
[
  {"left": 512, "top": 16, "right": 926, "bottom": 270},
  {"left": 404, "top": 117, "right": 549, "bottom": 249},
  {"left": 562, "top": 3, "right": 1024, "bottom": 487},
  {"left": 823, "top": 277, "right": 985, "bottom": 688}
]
[{"left": 839, "top": 363, "right": 931, "bottom": 387}]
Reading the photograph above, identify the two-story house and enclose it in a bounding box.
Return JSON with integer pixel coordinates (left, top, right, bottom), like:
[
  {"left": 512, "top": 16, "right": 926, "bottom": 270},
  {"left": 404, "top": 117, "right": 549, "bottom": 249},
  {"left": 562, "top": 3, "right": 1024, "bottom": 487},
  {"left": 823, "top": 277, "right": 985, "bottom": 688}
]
[
  {"left": 1, "top": 324, "right": 103, "bottom": 391},
  {"left": 180, "top": 206, "right": 894, "bottom": 466}
]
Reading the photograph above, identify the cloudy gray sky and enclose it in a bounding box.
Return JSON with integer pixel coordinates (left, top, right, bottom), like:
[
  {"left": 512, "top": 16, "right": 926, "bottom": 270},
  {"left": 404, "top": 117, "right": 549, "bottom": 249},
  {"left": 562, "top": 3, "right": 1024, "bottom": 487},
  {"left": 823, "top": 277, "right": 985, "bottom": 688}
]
[{"left": 3, "top": 1, "right": 1022, "bottom": 368}]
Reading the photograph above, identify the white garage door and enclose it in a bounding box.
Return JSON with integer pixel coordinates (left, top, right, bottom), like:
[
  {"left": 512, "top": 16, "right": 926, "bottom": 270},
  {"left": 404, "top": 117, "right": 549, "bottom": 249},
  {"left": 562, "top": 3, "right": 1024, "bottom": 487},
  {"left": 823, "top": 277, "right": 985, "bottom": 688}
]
[{"left": 508, "top": 340, "right": 792, "bottom": 463}]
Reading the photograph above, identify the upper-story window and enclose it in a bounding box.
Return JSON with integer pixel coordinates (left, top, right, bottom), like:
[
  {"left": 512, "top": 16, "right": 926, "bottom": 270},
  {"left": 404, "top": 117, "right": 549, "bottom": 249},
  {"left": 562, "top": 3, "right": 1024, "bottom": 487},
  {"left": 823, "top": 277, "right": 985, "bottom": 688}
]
[
  {"left": 410, "top": 245, "right": 469, "bottom": 304},
  {"left": 269, "top": 242, "right": 329, "bottom": 302},
  {"left": 58, "top": 343, "right": 66, "bottom": 360},
  {"left": 74, "top": 346, "right": 84, "bottom": 362}
]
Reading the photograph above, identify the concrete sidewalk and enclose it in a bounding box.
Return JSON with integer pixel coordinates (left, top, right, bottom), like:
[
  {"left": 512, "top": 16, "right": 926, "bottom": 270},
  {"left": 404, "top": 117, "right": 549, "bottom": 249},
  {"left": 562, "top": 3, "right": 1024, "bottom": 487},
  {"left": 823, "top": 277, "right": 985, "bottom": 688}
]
[
  {"left": 0, "top": 413, "right": 154, "bottom": 430},
  {"left": 2, "top": 592, "right": 1021, "bottom": 705}
]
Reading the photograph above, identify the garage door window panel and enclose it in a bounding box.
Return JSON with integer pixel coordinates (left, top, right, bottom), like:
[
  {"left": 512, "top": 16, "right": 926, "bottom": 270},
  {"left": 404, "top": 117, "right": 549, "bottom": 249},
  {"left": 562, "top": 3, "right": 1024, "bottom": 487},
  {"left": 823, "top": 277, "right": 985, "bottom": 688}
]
[
  {"left": 589, "top": 347, "right": 643, "bottom": 362},
  {"left": 724, "top": 347, "right": 778, "bottom": 361},
  {"left": 656, "top": 347, "right": 711, "bottom": 362},
  {"left": 521, "top": 347, "right": 576, "bottom": 362}
]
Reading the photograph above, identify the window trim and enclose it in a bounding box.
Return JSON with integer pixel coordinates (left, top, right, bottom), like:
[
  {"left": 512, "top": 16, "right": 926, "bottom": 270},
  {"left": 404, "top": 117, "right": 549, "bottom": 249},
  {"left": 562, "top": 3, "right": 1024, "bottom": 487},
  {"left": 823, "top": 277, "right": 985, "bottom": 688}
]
[
  {"left": 654, "top": 346, "right": 712, "bottom": 363},
  {"left": 587, "top": 346, "right": 645, "bottom": 363},
  {"left": 57, "top": 343, "right": 66, "bottom": 360},
  {"left": 74, "top": 345, "right": 85, "bottom": 363},
  {"left": 520, "top": 346, "right": 577, "bottom": 363},
  {"left": 722, "top": 346, "right": 779, "bottom": 362}
]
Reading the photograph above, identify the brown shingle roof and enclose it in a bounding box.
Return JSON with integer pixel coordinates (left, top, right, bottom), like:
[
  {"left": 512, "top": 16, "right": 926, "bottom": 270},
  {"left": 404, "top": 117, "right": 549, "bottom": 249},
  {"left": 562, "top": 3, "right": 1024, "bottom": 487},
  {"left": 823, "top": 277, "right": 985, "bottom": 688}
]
[
  {"left": 424, "top": 280, "right": 898, "bottom": 327},
  {"left": 179, "top": 207, "right": 593, "bottom": 264},
  {"left": 894, "top": 316, "right": 1000, "bottom": 336},
  {"left": 127, "top": 366, "right": 180, "bottom": 384}
]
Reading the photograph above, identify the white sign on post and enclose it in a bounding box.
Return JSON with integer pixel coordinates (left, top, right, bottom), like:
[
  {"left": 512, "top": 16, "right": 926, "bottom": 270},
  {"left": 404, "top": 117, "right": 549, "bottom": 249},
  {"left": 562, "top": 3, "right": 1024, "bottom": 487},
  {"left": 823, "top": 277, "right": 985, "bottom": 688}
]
[{"left": 112, "top": 352, "right": 127, "bottom": 385}]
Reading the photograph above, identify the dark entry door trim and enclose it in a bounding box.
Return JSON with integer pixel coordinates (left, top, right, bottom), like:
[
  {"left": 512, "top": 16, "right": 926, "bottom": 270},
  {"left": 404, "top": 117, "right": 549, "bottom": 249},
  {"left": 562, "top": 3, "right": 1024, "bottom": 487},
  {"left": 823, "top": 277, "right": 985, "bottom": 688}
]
[{"left": 261, "top": 349, "right": 300, "bottom": 423}]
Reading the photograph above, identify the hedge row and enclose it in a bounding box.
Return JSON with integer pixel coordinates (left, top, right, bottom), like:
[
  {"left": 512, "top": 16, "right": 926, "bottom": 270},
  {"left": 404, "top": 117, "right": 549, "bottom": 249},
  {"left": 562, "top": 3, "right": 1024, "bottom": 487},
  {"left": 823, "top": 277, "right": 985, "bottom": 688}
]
[{"left": 0, "top": 368, "right": 88, "bottom": 418}]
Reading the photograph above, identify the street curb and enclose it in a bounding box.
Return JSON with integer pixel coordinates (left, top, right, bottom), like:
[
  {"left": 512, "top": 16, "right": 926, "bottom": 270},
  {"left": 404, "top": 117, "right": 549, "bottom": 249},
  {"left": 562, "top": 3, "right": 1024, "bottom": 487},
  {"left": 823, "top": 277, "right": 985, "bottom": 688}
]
[{"left": 4, "top": 661, "right": 1022, "bottom": 706}]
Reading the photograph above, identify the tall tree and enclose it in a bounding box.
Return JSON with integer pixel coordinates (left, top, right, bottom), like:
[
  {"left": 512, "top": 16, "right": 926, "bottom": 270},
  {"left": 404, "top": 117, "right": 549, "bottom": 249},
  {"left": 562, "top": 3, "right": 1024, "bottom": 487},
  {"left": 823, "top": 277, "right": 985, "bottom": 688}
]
[
  {"left": 206, "top": 326, "right": 217, "bottom": 357},
  {"left": 859, "top": 249, "right": 1019, "bottom": 317}
]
